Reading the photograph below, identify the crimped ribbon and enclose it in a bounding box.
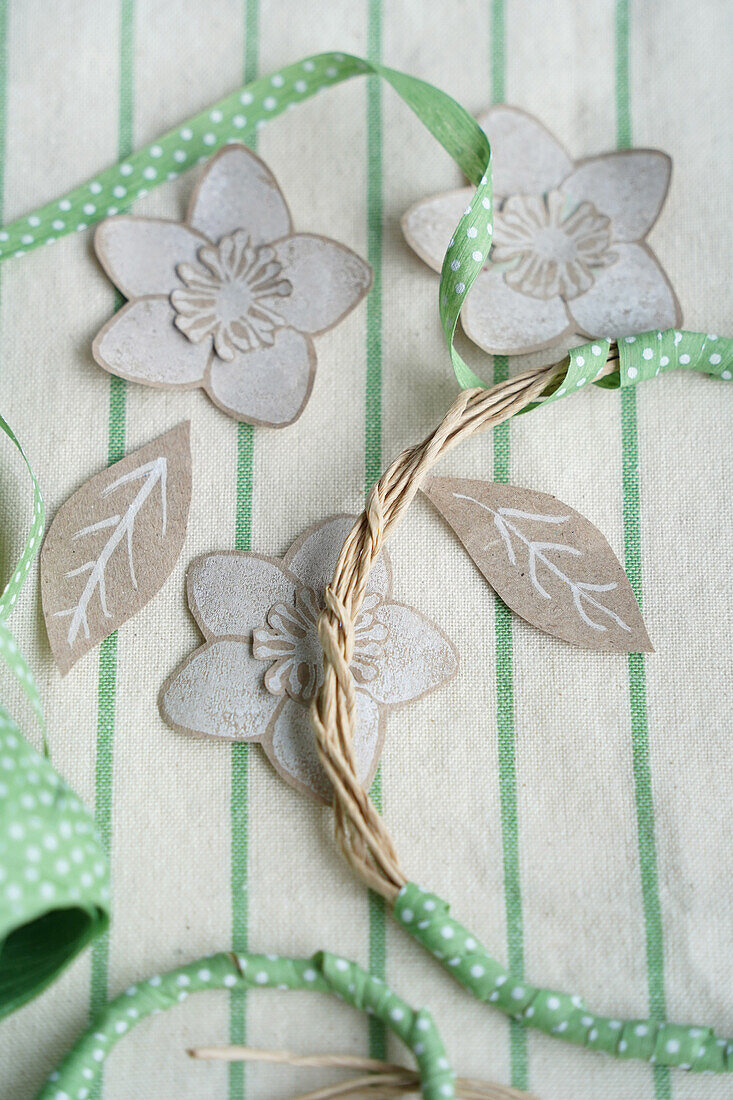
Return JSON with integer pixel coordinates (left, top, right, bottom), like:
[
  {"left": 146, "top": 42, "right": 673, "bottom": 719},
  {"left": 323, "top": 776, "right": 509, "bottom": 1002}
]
[
  {"left": 396, "top": 884, "right": 732, "bottom": 1074},
  {"left": 0, "top": 417, "right": 109, "bottom": 1019},
  {"left": 35, "top": 951, "right": 455, "bottom": 1100}
]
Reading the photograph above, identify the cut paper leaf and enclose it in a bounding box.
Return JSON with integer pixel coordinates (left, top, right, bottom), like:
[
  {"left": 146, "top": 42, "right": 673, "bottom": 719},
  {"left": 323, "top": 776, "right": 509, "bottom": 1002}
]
[
  {"left": 423, "top": 476, "right": 652, "bottom": 653},
  {"left": 402, "top": 104, "right": 680, "bottom": 361},
  {"left": 92, "top": 146, "right": 372, "bottom": 427},
  {"left": 160, "top": 515, "right": 458, "bottom": 801},
  {"left": 41, "top": 423, "right": 192, "bottom": 674}
]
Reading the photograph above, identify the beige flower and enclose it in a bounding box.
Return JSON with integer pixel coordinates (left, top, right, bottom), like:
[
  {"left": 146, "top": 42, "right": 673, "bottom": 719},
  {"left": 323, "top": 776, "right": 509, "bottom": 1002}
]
[
  {"left": 402, "top": 106, "right": 681, "bottom": 359},
  {"left": 159, "top": 516, "right": 458, "bottom": 801},
  {"left": 92, "top": 146, "right": 372, "bottom": 427}
]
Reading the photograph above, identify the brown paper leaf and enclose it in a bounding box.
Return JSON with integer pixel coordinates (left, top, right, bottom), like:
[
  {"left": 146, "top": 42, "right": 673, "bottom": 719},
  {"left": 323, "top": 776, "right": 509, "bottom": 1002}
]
[
  {"left": 423, "top": 476, "right": 652, "bottom": 653},
  {"left": 41, "top": 423, "right": 192, "bottom": 674}
]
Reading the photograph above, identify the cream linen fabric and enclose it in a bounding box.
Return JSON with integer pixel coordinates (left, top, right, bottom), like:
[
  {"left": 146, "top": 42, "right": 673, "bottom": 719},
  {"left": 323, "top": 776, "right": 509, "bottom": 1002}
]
[{"left": 0, "top": 2, "right": 731, "bottom": 1098}]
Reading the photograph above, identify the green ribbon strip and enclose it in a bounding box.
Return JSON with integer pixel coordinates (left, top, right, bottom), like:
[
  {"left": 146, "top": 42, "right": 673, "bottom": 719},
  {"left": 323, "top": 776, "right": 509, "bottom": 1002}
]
[
  {"left": 396, "top": 884, "right": 731, "bottom": 1074},
  {"left": 530, "top": 328, "right": 732, "bottom": 409},
  {"left": 0, "top": 417, "right": 109, "bottom": 1019},
  {"left": 35, "top": 950, "right": 455, "bottom": 1100}
]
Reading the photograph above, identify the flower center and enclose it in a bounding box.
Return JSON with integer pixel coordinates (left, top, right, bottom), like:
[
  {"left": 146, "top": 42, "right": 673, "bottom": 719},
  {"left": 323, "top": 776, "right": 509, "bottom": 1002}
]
[
  {"left": 491, "top": 189, "right": 616, "bottom": 300},
  {"left": 171, "top": 229, "right": 292, "bottom": 361},
  {"left": 253, "top": 588, "right": 388, "bottom": 704}
]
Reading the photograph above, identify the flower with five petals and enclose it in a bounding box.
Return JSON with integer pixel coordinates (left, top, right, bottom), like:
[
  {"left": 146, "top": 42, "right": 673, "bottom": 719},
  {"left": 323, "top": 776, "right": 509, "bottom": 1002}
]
[
  {"left": 159, "top": 516, "right": 458, "bottom": 800},
  {"left": 402, "top": 106, "right": 681, "bottom": 360},
  {"left": 93, "top": 146, "right": 372, "bottom": 427}
]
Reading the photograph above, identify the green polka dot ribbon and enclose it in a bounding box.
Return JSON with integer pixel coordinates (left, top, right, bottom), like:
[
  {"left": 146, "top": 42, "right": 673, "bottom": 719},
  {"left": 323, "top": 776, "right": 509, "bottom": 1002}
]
[
  {"left": 35, "top": 951, "right": 455, "bottom": 1100},
  {"left": 0, "top": 416, "right": 109, "bottom": 1019},
  {"left": 395, "top": 884, "right": 732, "bottom": 1074},
  {"left": 521, "top": 328, "right": 731, "bottom": 413},
  {"left": 0, "top": 705, "right": 110, "bottom": 1020}
]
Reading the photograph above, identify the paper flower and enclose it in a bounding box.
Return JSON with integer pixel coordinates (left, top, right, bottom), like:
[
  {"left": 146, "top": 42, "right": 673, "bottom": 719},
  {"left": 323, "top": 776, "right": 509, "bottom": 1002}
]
[
  {"left": 402, "top": 106, "right": 681, "bottom": 358},
  {"left": 92, "top": 146, "right": 372, "bottom": 426},
  {"left": 159, "top": 516, "right": 458, "bottom": 800}
]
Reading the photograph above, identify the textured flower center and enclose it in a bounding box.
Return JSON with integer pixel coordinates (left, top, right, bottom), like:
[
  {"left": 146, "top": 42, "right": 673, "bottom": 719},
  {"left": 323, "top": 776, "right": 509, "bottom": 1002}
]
[
  {"left": 492, "top": 190, "right": 616, "bottom": 300},
  {"left": 253, "top": 588, "right": 388, "bottom": 704},
  {"left": 171, "top": 229, "right": 292, "bottom": 361}
]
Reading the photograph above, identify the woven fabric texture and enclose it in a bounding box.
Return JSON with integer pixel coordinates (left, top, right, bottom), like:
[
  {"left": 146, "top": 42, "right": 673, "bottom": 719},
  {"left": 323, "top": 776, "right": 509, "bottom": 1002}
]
[{"left": 0, "top": 2, "right": 731, "bottom": 1098}]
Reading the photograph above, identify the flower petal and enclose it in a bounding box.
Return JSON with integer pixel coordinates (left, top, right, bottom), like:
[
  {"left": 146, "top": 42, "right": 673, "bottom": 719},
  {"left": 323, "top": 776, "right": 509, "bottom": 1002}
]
[
  {"left": 159, "top": 639, "right": 278, "bottom": 740},
  {"left": 462, "top": 267, "right": 573, "bottom": 355},
  {"left": 401, "top": 188, "right": 475, "bottom": 273},
  {"left": 205, "top": 329, "right": 316, "bottom": 426},
  {"left": 475, "top": 106, "right": 573, "bottom": 196},
  {"left": 186, "top": 553, "right": 297, "bottom": 639},
  {"left": 270, "top": 234, "right": 372, "bottom": 333},
  {"left": 94, "top": 217, "right": 208, "bottom": 298},
  {"left": 263, "top": 690, "right": 383, "bottom": 801},
  {"left": 187, "top": 145, "right": 292, "bottom": 246},
  {"left": 92, "top": 297, "right": 210, "bottom": 386},
  {"left": 567, "top": 243, "right": 681, "bottom": 338},
  {"left": 560, "top": 151, "right": 671, "bottom": 242},
  {"left": 365, "top": 603, "right": 458, "bottom": 706},
  {"left": 283, "top": 515, "right": 392, "bottom": 603}
]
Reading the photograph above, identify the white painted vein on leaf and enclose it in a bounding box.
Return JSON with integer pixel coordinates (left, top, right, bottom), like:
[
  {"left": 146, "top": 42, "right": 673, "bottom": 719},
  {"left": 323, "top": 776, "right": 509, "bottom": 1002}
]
[
  {"left": 452, "top": 492, "right": 631, "bottom": 634},
  {"left": 54, "top": 458, "right": 168, "bottom": 648}
]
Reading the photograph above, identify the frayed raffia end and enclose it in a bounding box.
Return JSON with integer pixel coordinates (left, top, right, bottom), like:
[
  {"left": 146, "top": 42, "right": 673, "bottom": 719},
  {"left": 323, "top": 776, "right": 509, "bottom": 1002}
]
[{"left": 188, "top": 1045, "right": 537, "bottom": 1100}]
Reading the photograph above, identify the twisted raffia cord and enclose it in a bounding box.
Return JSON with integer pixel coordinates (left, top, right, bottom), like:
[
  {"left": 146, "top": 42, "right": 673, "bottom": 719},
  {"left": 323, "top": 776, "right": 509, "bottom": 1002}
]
[
  {"left": 189, "top": 1046, "right": 537, "bottom": 1100},
  {"left": 311, "top": 347, "right": 617, "bottom": 899}
]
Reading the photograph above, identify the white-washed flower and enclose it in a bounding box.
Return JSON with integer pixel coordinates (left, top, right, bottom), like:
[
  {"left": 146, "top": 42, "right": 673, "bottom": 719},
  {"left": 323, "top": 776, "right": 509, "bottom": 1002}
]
[
  {"left": 402, "top": 106, "right": 681, "bottom": 359},
  {"left": 93, "top": 146, "right": 372, "bottom": 427},
  {"left": 160, "top": 516, "right": 458, "bottom": 800}
]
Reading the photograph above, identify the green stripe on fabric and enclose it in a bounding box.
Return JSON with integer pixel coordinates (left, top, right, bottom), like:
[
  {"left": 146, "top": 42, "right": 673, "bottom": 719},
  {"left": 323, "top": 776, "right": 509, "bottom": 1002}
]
[
  {"left": 365, "top": 0, "right": 383, "bottom": 494},
  {"left": 491, "top": 5, "right": 527, "bottom": 1088},
  {"left": 365, "top": 0, "right": 386, "bottom": 1063},
  {"left": 490, "top": 0, "right": 505, "bottom": 104},
  {"left": 615, "top": 7, "right": 669, "bottom": 1098},
  {"left": 0, "top": 0, "right": 8, "bottom": 223},
  {"left": 90, "top": 2, "right": 135, "bottom": 1089},
  {"left": 493, "top": 356, "right": 527, "bottom": 1092},
  {"left": 615, "top": 0, "right": 631, "bottom": 150},
  {"left": 229, "top": 5, "right": 259, "bottom": 1097},
  {"left": 90, "top": 632, "right": 117, "bottom": 1021}
]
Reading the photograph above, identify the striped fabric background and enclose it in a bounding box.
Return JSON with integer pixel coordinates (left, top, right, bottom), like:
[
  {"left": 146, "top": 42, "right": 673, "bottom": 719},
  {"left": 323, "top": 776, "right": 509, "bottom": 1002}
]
[{"left": 0, "top": 2, "right": 731, "bottom": 1098}]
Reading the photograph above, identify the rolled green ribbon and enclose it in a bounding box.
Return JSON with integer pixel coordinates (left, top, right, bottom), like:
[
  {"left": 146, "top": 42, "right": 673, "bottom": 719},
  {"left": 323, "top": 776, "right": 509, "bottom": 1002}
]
[
  {"left": 0, "top": 416, "right": 109, "bottom": 1020},
  {"left": 35, "top": 951, "right": 455, "bottom": 1100},
  {"left": 0, "top": 706, "right": 109, "bottom": 1019}
]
